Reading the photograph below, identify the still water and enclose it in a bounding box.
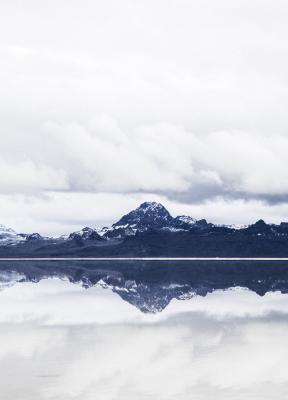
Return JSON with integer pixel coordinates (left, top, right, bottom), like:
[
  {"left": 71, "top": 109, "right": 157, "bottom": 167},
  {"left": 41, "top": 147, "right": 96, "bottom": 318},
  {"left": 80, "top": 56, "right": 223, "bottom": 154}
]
[{"left": 0, "top": 261, "right": 288, "bottom": 399}]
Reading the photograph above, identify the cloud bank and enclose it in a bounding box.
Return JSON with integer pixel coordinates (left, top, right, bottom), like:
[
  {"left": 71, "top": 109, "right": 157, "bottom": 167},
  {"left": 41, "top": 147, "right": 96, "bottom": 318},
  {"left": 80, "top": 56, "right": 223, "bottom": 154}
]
[
  {"left": 1, "top": 0, "right": 288, "bottom": 232},
  {"left": 2, "top": 119, "right": 288, "bottom": 200}
]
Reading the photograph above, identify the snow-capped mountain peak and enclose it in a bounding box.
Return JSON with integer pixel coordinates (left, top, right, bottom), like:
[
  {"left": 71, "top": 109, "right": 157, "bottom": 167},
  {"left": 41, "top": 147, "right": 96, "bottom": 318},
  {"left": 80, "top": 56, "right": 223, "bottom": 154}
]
[
  {"left": 137, "top": 201, "right": 169, "bottom": 214},
  {"left": 0, "top": 224, "right": 26, "bottom": 245},
  {"left": 175, "top": 215, "right": 196, "bottom": 224},
  {"left": 68, "top": 227, "right": 103, "bottom": 241},
  {"left": 174, "top": 215, "right": 197, "bottom": 226},
  {"left": 112, "top": 202, "right": 173, "bottom": 230}
]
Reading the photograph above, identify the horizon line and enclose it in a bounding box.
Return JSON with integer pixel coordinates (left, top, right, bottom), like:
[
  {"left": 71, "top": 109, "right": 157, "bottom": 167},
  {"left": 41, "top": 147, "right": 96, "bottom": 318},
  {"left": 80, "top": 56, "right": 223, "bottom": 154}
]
[{"left": 0, "top": 257, "right": 288, "bottom": 261}]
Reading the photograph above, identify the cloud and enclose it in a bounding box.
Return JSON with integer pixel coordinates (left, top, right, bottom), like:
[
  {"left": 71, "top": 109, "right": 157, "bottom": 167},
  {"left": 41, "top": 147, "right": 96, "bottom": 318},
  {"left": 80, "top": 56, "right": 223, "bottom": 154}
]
[
  {"left": 1, "top": 0, "right": 288, "bottom": 230},
  {"left": 4, "top": 117, "right": 288, "bottom": 221},
  {"left": 1, "top": 0, "right": 288, "bottom": 137},
  {"left": 3, "top": 118, "right": 288, "bottom": 202},
  {"left": 0, "top": 279, "right": 288, "bottom": 399},
  {"left": 0, "top": 158, "right": 67, "bottom": 194}
]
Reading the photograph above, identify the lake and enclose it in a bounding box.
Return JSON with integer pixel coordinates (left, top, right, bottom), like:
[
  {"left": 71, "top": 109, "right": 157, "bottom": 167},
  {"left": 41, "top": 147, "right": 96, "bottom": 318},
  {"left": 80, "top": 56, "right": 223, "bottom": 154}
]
[{"left": 0, "top": 260, "right": 288, "bottom": 399}]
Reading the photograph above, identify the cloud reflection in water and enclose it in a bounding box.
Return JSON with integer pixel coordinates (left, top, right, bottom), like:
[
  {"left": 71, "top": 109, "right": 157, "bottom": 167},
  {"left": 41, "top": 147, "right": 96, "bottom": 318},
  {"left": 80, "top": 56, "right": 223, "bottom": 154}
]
[{"left": 0, "top": 279, "right": 288, "bottom": 400}]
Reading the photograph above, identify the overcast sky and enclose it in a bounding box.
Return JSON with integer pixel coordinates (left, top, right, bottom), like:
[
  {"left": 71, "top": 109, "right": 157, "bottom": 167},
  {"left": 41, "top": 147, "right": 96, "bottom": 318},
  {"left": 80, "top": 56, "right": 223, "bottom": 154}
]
[{"left": 1, "top": 0, "right": 288, "bottom": 235}]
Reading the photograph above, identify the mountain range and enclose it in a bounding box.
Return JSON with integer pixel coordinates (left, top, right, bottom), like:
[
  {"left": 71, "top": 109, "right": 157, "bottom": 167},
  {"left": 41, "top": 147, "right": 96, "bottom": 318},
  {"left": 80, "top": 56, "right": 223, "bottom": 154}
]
[{"left": 1, "top": 201, "right": 288, "bottom": 256}]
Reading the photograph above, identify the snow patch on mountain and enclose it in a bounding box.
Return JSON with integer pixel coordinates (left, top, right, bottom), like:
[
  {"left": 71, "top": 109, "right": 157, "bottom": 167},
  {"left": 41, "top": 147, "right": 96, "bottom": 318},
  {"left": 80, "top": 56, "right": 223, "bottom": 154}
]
[
  {"left": 68, "top": 227, "right": 104, "bottom": 241},
  {"left": 0, "top": 225, "right": 26, "bottom": 246},
  {"left": 175, "top": 215, "right": 197, "bottom": 225}
]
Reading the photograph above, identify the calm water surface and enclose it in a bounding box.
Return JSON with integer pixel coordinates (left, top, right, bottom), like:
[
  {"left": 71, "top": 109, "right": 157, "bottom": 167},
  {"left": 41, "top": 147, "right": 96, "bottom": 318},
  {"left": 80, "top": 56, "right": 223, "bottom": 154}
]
[{"left": 0, "top": 261, "right": 288, "bottom": 399}]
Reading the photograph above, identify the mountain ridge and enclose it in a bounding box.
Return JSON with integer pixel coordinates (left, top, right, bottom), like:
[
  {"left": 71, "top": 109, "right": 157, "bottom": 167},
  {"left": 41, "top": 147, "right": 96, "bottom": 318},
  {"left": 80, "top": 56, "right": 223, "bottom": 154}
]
[{"left": 1, "top": 201, "right": 288, "bottom": 257}]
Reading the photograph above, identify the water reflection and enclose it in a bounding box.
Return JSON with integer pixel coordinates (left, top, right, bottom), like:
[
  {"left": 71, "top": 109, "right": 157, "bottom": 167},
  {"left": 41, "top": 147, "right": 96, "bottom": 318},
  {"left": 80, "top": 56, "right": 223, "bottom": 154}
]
[{"left": 0, "top": 279, "right": 288, "bottom": 399}]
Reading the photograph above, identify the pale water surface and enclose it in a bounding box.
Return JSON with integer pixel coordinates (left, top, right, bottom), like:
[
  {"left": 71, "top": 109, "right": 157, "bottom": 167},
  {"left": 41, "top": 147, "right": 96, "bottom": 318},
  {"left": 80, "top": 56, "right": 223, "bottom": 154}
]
[{"left": 0, "top": 277, "right": 288, "bottom": 399}]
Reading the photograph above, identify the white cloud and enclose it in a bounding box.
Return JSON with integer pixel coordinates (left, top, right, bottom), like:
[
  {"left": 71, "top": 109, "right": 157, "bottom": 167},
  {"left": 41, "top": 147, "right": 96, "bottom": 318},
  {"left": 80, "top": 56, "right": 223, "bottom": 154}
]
[
  {"left": 0, "top": 158, "right": 67, "bottom": 194},
  {"left": 1, "top": 0, "right": 288, "bottom": 230},
  {"left": 3, "top": 119, "right": 288, "bottom": 199}
]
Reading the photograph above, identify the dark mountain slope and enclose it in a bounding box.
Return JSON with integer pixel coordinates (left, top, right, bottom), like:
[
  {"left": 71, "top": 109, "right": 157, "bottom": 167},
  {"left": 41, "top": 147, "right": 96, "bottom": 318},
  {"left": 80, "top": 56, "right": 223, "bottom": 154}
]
[{"left": 0, "top": 202, "right": 288, "bottom": 257}]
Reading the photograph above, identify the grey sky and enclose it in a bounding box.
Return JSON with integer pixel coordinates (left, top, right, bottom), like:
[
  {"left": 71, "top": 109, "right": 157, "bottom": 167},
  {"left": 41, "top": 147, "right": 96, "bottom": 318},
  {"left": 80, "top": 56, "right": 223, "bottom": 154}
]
[{"left": 1, "top": 0, "right": 288, "bottom": 234}]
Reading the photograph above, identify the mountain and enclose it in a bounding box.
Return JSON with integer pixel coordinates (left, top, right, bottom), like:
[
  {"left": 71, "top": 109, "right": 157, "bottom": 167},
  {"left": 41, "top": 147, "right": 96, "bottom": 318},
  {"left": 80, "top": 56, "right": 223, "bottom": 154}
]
[
  {"left": 104, "top": 202, "right": 208, "bottom": 238},
  {"left": 0, "top": 225, "right": 26, "bottom": 245},
  {"left": 114, "top": 202, "right": 174, "bottom": 229},
  {"left": 68, "top": 227, "right": 104, "bottom": 243},
  {"left": 0, "top": 224, "right": 47, "bottom": 246},
  {"left": 104, "top": 202, "right": 174, "bottom": 238},
  {"left": 0, "top": 201, "right": 288, "bottom": 256},
  {"left": 173, "top": 215, "right": 197, "bottom": 229}
]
